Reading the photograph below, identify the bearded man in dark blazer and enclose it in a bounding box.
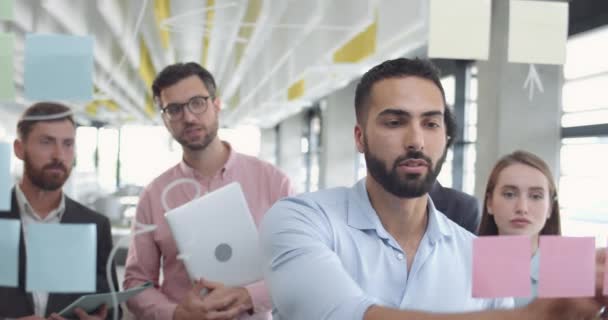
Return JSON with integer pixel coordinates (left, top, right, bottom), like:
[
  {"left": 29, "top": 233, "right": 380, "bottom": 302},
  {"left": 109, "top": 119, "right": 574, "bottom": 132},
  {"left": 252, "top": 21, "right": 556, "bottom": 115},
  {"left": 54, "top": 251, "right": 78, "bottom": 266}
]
[{"left": 0, "top": 102, "right": 120, "bottom": 320}]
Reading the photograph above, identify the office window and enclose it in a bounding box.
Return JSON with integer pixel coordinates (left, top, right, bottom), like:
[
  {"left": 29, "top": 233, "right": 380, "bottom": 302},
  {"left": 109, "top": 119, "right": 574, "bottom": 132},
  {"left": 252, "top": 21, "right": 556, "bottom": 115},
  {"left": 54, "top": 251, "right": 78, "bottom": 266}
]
[
  {"left": 559, "top": 26, "right": 608, "bottom": 245},
  {"left": 462, "top": 66, "right": 478, "bottom": 195},
  {"left": 120, "top": 125, "right": 181, "bottom": 187},
  {"left": 301, "top": 108, "right": 322, "bottom": 192},
  {"left": 75, "top": 126, "right": 97, "bottom": 173},
  {"left": 97, "top": 127, "right": 119, "bottom": 193},
  {"left": 437, "top": 75, "right": 455, "bottom": 188}
]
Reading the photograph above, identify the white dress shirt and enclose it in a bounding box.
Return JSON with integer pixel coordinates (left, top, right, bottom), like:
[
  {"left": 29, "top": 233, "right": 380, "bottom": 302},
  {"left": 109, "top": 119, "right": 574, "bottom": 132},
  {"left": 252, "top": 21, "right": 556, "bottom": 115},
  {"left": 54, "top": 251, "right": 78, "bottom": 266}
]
[{"left": 15, "top": 184, "right": 66, "bottom": 317}]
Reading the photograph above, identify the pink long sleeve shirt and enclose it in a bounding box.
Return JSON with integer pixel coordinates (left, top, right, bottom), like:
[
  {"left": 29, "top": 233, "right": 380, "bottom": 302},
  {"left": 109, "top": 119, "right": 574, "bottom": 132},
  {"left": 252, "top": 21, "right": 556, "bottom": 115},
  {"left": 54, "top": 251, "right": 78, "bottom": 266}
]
[{"left": 124, "top": 147, "right": 293, "bottom": 319}]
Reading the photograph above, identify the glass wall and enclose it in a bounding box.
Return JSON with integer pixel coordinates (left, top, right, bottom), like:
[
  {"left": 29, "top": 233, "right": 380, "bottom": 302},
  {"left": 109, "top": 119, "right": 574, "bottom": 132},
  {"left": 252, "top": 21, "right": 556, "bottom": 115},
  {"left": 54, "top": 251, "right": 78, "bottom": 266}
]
[{"left": 559, "top": 26, "right": 608, "bottom": 245}]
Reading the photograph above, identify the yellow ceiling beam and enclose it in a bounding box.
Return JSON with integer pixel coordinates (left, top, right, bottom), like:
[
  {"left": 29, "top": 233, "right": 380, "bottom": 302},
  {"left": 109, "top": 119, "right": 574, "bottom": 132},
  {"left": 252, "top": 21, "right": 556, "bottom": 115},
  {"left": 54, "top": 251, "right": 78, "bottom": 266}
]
[
  {"left": 333, "top": 15, "right": 377, "bottom": 63},
  {"left": 85, "top": 102, "right": 99, "bottom": 117},
  {"left": 202, "top": 0, "right": 215, "bottom": 67},
  {"left": 154, "top": 0, "right": 171, "bottom": 49},
  {"left": 139, "top": 37, "right": 156, "bottom": 89},
  {"left": 235, "top": 0, "right": 261, "bottom": 65},
  {"left": 288, "top": 79, "right": 305, "bottom": 101},
  {"left": 85, "top": 99, "right": 121, "bottom": 116},
  {"left": 102, "top": 100, "right": 119, "bottom": 112},
  {"left": 144, "top": 94, "right": 156, "bottom": 118},
  {"left": 228, "top": 91, "right": 240, "bottom": 110},
  {"left": 139, "top": 37, "right": 157, "bottom": 118}
]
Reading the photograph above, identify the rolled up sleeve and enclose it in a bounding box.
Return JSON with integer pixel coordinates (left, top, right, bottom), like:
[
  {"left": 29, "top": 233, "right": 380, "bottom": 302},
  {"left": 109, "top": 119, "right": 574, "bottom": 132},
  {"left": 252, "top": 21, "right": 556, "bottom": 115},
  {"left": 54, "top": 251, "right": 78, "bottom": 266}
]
[{"left": 260, "top": 197, "right": 376, "bottom": 320}]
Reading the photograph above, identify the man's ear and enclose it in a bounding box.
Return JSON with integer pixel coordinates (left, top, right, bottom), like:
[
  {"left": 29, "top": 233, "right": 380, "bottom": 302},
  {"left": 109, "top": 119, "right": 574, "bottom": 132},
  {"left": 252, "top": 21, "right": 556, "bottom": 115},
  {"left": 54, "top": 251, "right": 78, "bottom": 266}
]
[
  {"left": 213, "top": 97, "right": 221, "bottom": 113},
  {"left": 14, "top": 138, "right": 24, "bottom": 161},
  {"left": 354, "top": 124, "right": 365, "bottom": 153}
]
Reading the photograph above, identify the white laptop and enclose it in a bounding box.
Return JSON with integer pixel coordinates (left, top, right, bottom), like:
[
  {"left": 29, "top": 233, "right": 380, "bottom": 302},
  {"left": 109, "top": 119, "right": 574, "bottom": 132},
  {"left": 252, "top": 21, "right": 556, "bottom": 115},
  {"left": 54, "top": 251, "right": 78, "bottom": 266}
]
[{"left": 164, "top": 182, "right": 263, "bottom": 287}]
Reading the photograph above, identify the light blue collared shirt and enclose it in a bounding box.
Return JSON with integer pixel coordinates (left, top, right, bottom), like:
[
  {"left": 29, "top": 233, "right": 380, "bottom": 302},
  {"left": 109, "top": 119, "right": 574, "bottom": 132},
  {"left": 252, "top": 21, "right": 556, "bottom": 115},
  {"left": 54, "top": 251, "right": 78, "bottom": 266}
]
[
  {"left": 514, "top": 250, "right": 540, "bottom": 307},
  {"left": 261, "top": 179, "right": 513, "bottom": 320}
]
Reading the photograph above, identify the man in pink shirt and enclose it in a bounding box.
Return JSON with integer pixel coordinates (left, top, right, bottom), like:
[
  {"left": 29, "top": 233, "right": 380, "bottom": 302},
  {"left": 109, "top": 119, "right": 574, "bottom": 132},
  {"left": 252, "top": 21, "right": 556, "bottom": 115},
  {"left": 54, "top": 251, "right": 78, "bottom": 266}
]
[{"left": 123, "top": 62, "right": 293, "bottom": 320}]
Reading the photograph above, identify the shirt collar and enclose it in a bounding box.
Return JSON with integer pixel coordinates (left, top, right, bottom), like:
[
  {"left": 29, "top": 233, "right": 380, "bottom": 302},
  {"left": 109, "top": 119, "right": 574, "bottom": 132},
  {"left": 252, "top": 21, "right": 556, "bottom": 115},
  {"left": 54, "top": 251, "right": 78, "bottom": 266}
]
[
  {"left": 15, "top": 183, "right": 66, "bottom": 222},
  {"left": 347, "top": 178, "right": 452, "bottom": 243},
  {"left": 346, "top": 179, "right": 384, "bottom": 233},
  {"left": 425, "top": 196, "right": 453, "bottom": 243},
  {"left": 178, "top": 141, "right": 236, "bottom": 179},
  {"left": 530, "top": 250, "right": 540, "bottom": 283}
]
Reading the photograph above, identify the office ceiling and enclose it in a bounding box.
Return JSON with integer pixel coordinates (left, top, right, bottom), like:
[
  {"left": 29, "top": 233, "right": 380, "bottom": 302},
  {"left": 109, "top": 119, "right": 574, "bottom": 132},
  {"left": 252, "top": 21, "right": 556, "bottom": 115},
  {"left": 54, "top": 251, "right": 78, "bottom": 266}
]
[{"left": 1, "top": 0, "right": 428, "bottom": 129}]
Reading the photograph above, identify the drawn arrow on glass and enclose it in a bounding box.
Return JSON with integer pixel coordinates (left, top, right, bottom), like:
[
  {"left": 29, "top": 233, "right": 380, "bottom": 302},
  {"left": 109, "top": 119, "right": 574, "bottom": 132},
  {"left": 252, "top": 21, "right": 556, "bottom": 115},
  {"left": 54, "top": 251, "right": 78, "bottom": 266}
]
[{"left": 523, "top": 64, "right": 544, "bottom": 101}]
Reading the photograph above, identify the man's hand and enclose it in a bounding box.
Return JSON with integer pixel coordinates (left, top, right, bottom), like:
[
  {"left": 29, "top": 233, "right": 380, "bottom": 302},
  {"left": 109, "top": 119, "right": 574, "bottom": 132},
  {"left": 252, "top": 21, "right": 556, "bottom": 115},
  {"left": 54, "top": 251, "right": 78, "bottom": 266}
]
[
  {"left": 48, "top": 305, "right": 109, "bottom": 320},
  {"left": 524, "top": 298, "right": 603, "bottom": 320},
  {"left": 199, "top": 279, "right": 254, "bottom": 318},
  {"left": 174, "top": 280, "right": 252, "bottom": 320}
]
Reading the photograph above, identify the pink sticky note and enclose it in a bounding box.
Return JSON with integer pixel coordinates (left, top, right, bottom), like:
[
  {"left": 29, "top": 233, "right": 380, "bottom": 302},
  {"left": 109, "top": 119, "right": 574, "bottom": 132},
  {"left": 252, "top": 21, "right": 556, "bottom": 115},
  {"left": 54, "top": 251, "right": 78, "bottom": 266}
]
[
  {"left": 538, "top": 236, "right": 596, "bottom": 298},
  {"left": 473, "top": 236, "right": 532, "bottom": 298},
  {"left": 604, "top": 246, "right": 608, "bottom": 296}
]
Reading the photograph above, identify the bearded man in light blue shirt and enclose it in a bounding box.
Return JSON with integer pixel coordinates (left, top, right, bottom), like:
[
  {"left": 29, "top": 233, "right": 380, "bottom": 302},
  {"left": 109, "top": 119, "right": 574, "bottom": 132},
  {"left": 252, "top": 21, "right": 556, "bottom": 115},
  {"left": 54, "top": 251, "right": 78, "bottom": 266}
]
[{"left": 260, "top": 58, "right": 607, "bottom": 320}]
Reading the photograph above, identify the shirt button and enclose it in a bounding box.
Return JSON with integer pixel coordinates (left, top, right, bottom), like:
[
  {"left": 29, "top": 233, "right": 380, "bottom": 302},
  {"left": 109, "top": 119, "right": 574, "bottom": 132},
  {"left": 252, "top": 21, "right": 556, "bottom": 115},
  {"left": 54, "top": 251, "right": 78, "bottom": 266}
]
[{"left": 396, "top": 253, "right": 404, "bottom": 260}]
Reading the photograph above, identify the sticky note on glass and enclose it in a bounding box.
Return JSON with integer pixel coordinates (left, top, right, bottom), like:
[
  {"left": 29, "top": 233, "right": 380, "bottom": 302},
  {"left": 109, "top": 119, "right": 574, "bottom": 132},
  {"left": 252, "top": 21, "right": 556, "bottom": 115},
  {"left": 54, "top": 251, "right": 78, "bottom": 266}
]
[
  {"left": 538, "top": 236, "right": 596, "bottom": 298},
  {"left": 0, "top": 0, "right": 14, "bottom": 20},
  {"left": 0, "top": 33, "right": 15, "bottom": 101},
  {"left": 0, "top": 142, "right": 11, "bottom": 211},
  {"left": 0, "top": 219, "right": 20, "bottom": 287},
  {"left": 604, "top": 246, "right": 608, "bottom": 296},
  {"left": 473, "top": 236, "right": 531, "bottom": 298},
  {"left": 26, "top": 223, "right": 97, "bottom": 293},
  {"left": 508, "top": 0, "right": 569, "bottom": 65},
  {"left": 24, "top": 34, "right": 94, "bottom": 101},
  {"left": 428, "top": 0, "right": 492, "bottom": 60}
]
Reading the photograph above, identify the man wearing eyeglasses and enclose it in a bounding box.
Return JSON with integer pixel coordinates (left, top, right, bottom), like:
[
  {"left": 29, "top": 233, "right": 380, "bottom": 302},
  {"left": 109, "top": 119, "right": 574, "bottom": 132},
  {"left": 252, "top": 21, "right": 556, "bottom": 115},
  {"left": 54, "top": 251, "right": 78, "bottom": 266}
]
[{"left": 123, "top": 62, "right": 293, "bottom": 320}]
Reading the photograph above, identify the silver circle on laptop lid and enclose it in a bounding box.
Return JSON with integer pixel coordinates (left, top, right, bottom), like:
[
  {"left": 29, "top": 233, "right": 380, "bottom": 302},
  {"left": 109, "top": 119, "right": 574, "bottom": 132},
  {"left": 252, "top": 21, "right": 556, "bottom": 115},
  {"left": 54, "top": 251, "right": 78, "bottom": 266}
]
[{"left": 215, "top": 243, "right": 233, "bottom": 262}]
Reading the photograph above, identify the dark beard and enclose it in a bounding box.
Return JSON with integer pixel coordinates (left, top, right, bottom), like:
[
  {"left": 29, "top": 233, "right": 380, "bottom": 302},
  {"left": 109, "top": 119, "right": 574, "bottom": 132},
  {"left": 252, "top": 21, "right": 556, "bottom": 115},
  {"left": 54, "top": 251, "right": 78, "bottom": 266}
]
[
  {"left": 364, "top": 143, "right": 446, "bottom": 198},
  {"left": 177, "top": 121, "right": 219, "bottom": 151},
  {"left": 24, "top": 154, "right": 70, "bottom": 191}
]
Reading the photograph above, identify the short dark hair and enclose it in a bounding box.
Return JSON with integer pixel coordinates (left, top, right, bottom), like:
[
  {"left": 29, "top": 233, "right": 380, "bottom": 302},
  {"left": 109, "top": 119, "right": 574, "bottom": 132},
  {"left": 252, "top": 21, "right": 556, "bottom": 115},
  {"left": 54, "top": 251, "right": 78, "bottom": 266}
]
[
  {"left": 152, "top": 62, "right": 217, "bottom": 105},
  {"left": 17, "top": 102, "right": 75, "bottom": 140},
  {"left": 354, "top": 58, "right": 457, "bottom": 147}
]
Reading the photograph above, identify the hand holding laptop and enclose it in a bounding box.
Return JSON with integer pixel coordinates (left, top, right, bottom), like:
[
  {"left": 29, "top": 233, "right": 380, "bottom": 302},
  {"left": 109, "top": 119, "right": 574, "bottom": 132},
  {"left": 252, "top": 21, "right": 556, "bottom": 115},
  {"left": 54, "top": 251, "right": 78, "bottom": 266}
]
[
  {"left": 166, "top": 183, "right": 262, "bottom": 320},
  {"left": 174, "top": 279, "right": 252, "bottom": 320},
  {"left": 49, "top": 305, "right": 107, "bottom": 320}
]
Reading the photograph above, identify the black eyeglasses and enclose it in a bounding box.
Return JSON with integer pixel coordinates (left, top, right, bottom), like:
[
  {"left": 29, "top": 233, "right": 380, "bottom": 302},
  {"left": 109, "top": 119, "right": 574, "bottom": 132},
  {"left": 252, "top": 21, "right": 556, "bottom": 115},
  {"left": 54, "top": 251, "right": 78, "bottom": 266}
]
[{"left": 160, "top": 95, "right": 211, "bottom": 121}]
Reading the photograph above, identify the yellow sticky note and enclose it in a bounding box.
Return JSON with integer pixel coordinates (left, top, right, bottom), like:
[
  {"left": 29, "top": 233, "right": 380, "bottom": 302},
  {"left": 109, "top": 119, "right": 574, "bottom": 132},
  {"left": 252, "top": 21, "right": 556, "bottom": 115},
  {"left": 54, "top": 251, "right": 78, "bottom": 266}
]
[
  {"left": 428, "top": 0, "right": 492, "bottom": 60},
  {"left": 508, "top": 0, "right": 569, "bottom": 65}
]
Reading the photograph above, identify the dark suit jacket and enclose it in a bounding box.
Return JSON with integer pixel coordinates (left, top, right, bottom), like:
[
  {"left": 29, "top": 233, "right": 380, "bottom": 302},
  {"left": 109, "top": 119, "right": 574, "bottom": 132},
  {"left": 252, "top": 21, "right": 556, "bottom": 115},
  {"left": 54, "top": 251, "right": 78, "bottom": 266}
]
[
  {"left": 0, "top": 190, "right": 121, "bottom": 319},
  {"left": 429, "top": 182, "right": 480, "bottom": 234}
]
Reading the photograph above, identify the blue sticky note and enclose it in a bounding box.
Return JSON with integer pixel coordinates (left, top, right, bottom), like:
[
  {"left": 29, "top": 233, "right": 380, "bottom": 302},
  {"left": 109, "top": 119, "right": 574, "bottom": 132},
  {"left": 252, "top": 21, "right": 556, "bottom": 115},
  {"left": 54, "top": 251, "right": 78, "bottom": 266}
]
[
  {"left": 26, "top": 223, "right": 97, "bottom": 293},
  {"left": 0, "top": 219, "right": 20, "bottom": 287},
  {"left": 24, "top": 34, "right": 94, "bottom": 101},
  {"left": 0, "top": 142, "right": 11, "bottom": 211}
]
